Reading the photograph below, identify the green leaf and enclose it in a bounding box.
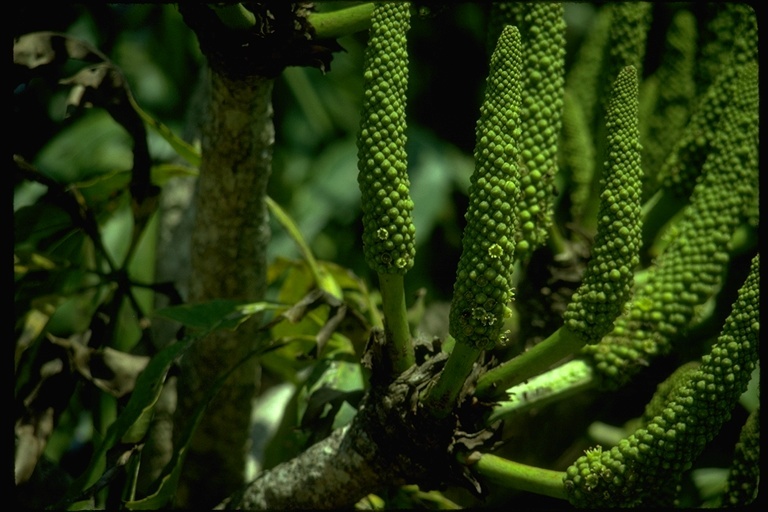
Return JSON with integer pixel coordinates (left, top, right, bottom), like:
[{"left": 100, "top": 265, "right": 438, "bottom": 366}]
[
  {"left": 125, "top": 332, "right": 267, "bottom": 510},
  {"left": 409, "top": 143, "right": 454, "bottom": 245},
  {"left": 34, "top": 110, "right": 134, "bottom": 184},
  {"left": 57, "top": 335, "right": 195, "bottom": 508},
  {"left": 131, "top": 99, "right": 201, "bottom": 167},
  {"left": 154, "top": 299, "right": 281, "bottom": 331}
]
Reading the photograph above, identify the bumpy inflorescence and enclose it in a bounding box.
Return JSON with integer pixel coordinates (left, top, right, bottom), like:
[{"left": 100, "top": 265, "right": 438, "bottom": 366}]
[
  {"left": 639, "top": 362, "right": 700, "bottom": 426},
  {"left": 562, "top": 66, "right": 642, "bottom": 345},
  {"left": 573, "top": 2, "right": 651, "bottom": 233},
  {"left": 564, "top": 254, "right": 759, "bottom": 508},
  {"left": 510, "top": 3, "right": 566, "bottom": 257},
  {"left": 449, "top": 25, "right": 522, "bottom": 350},
  {"left": 560, "top": 7, "right": 610, "bottom": 224},
  {"left": 565, "top": 6, "right": 610, "bottom": 143},
  {"left": 657, "top": 5, "right": 756, "bottom": 201},
  {"left": 722, "top": 406, "right": 760, "bottom": 506},
  {"left": 640, "top": 9, "right": 696, "bottom": 194},
  {"left": 695, "top": 4, "right": 755, "bottom": 95},
  {"left": 356, "top": 2, "right": 415, "bottom": 275},
  {"left": 582, "top": 60, "right": 758, "bottom": 389},
  {"left": 601, "top": 2, "right": 651, "bottom": 107},
  {"left": 487, "top": 4, "right": 566, "bottom": 257}
]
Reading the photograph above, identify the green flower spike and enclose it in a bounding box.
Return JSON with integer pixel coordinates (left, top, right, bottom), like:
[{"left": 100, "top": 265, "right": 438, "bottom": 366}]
[
  {"left": 426, "top": 25, "right": 523, "bottom": 416},
  {"left": 562, "top": 65, "right": 642, "bottom": 345},
  {"left": 449, "top": 24, "right": 523, "bottom": 352},
  {"left": 474, "top": 66, "right": 642, "bottom": 398},
  {"left": 584, "top": 62, "right": 758, "bottom": 390},
  {"left": 722, "top": 406, "right": 760, "bottom": 506},
  {"left": 564, "top": 254, "right": 759, "bottom": 508},
  {"left": 356, "top": 2, "right": 416, "bottom": 373},
  {"left": 357, "top": 2, "right": 415, "bottom": 276}
]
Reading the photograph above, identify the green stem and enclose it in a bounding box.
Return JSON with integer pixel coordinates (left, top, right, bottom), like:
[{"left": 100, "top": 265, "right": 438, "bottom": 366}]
[
  {"left": 640, "top": 188, "right": 685, "bottom": 256},
  {"left": 547, "top": 221, "right": 569, "bottom": 258},
  {"left": 466, "top": 452, "right": 568, "bottom": 500},
  {"left": 307, "top": 3, "right": 375, "bottom": 40},
  {"left": 423, "top": 342, "right": 482, "bottom": 418},
  {"left": 486, "top": 358, "right": 596, "bottom": 424},
  {"left": 475, "top": 326, "right": 584, "bottom": 399},
  {"left": 211, "top": 4, "right": 256, "bottom": 30},
  {"left": 377, "top": 273, "right": 415, "bottom": 374}
]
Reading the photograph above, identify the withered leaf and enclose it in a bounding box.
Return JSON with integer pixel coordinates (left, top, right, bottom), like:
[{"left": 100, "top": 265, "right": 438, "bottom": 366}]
[
  {"left": 13, "top": 31, "right": 103, "bottom": 70},
  {"left": 49, "top": 332, "right": 150, "bottom": 398}
]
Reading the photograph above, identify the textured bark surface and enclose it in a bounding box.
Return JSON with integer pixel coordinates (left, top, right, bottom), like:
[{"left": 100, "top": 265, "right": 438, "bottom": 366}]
[
  {"left": 218, "top": 346, "right": 494, "bottom": 510},
  {"left": 220, "top": 352, "right": 461, "bottom": 510},
  {"left": 173, "top": 70, "right": 274, "bottom": 508}
]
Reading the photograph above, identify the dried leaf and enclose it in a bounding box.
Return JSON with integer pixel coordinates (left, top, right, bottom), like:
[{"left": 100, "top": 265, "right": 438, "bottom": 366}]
[
  {"left": 15, "top": 407, "right": 55, "bottom": 485},
  {"left": 13, "top": 31, "right": 102, "bottom": 69},
  {"left": 49, "top": 332, "right": 150, "bottom": 398},
  {"left": 60, "top": 63, "right": 131, "bottom": 116},
  {"left": 15, "top": 358, "right": 63, "bottom": 485}
]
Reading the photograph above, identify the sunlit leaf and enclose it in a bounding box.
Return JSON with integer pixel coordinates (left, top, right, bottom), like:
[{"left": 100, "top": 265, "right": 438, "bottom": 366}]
[{"left": 296, "top": 359, "right": 365, "bottom": 444}]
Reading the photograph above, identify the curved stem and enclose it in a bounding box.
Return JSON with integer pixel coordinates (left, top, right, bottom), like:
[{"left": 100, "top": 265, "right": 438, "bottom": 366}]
[
  {"left": 465, "top": 452, "right": 568, "bottom": 500},
  {"left": 377, "top": 273, "right": 415, "bottom": 374},
  {"left": 266, "top": 196, "right": 342, "bottom": 299},
  {"left": 307, "top": 3, "right": 375, "bottom": 39},
  {"left": 475, "top": 326, "right": 584, "bottom": 399},
  {"left": 211, "top": 4, "right": 256, "bottom": 30}
]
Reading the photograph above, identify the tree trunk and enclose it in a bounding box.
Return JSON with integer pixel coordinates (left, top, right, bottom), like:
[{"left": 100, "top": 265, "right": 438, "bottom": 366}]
[{"left": 174, "top": 69, "right": 274, "bottom": 508}]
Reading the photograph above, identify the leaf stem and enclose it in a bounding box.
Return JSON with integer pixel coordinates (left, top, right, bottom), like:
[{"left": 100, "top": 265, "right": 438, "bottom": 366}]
[
  {"left": 377, "top": 273, "right": 415, "bottom": 374},
  {"left": 211, "top": 4, "right": 256, "bottom": 30},
  {"left": 475, "top": 326, "right": 584, "bottom": 399}
]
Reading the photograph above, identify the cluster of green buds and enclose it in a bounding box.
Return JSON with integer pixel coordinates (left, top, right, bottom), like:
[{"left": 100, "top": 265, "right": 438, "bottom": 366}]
[
  {"left": 582, "top": 60, "right": 758, "bottom": 389},
  {"left": 448, "top": 24, "right": 523, "bottom": 351},
  {"left": 356, "top": 2, "right": 415, "bottom": 275},
  {"left": 562, "top": 66, "right": 642, "bottom": 344},
  {"left": 564, "top": 254, "right": 759, "bottom": 507}
]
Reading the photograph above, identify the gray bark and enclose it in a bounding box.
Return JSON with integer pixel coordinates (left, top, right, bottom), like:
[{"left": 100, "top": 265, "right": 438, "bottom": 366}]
[
  {"left": 174, "top": 69, "right": 274, "bottom": 508},
  {"left": 218, "top": 351, "right": 471, "bottom": 510}
]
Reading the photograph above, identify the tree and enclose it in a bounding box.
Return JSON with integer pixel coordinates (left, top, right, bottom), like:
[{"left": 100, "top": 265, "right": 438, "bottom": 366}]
[{"left": 13, "top": 2, "right": 759, "bottom": 509}]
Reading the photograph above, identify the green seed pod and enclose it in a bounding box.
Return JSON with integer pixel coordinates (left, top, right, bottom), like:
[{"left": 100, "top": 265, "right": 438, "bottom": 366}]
[
  {"left": 356, "top": 2, "right": 415, "bottom": 275},
  {"left": 562, "top": 66, "right": 642, "bottom": 345},
  {"left": 449, "top": 25, "right": 522, "bottom": 351}
]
